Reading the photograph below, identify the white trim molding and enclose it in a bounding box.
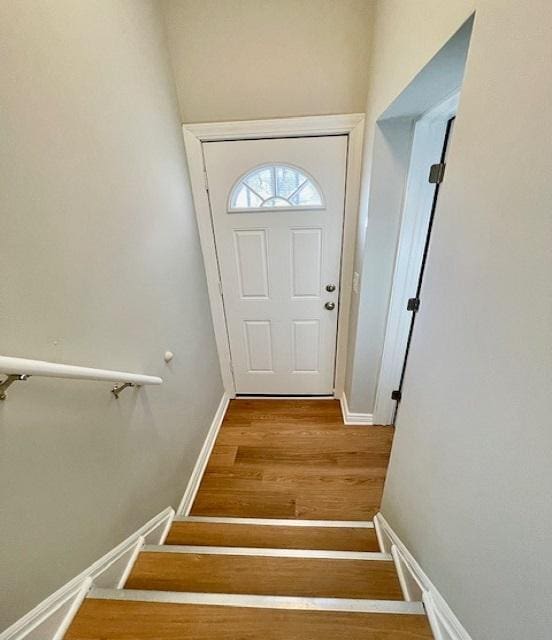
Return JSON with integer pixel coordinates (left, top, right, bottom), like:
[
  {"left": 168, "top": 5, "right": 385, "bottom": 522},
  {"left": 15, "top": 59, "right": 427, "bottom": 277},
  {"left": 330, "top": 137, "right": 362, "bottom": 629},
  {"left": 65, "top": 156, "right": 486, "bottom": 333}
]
[
  {"left": 182, "top": 114, "right": 365, "bottom": 399},
  {"left": 184, "top": 114, "right": 364, "bottom": 142},
  {"left": 374, "top": 513, "right": 473, "bottom": 640},
  {"left": 373, "top": 93, "right": 459, "bottom": 425},
  {"left": 145, "top": 545, "right": 391, "bottom": 561},
  {"left": 175, "top": 516, "right": 374, "bottom": 528},
  {"left": 89, "top": 587, "right": 426, "bottom": 615},
  {"left": 177, "top": 393, "right": 230, "bottom": 515},
  {"left": 340, "top": 392, "right": 374, "bottom": 425},
  {"left": 0, "top": 508, "right": 174, "bottom": 640}
]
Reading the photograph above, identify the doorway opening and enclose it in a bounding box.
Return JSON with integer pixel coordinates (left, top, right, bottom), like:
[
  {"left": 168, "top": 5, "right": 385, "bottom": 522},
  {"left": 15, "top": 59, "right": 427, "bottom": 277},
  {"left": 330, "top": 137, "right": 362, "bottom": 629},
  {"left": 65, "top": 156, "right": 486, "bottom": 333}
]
[
  {"left": 374, "top": 94, "right": 460, "bottom": 425},
  {"left": 350, "top": 15, "right": 474, "bottom": 425},
  {"left": 392, "top": 109, "right": 457, "bottom": 424}
]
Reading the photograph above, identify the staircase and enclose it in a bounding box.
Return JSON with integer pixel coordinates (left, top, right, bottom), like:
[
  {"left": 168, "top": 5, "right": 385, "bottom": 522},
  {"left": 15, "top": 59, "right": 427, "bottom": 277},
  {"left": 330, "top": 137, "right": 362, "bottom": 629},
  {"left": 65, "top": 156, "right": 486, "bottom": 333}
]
[{"left": 64, "top": 515, "right": 433, "bottom": 638}]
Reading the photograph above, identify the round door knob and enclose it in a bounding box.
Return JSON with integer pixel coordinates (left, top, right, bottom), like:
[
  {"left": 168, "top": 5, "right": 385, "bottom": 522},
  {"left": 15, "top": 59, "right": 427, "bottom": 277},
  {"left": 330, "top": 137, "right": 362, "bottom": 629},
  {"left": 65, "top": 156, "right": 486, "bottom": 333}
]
[
  {"left": 326, "top": 284, "right": 336, "bottom": 292},
  {"left": 325, "top": 302, "right": 336, "bottom": 310}
]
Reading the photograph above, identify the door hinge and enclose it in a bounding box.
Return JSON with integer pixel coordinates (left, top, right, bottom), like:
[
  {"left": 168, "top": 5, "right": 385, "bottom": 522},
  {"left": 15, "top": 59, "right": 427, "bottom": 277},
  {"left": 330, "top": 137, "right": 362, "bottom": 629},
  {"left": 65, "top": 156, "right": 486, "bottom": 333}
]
[
  {"left": 391, "top": 389, "right": 402, "bottom": 401},
  {"left": 203, "top": 169, "right": 209, "bottom": 192},
  {"left": 428, "top": 162, "right": 446, "bottom": 184},
  {"left": 407, "top": 297, "right": 420, "bottom": 312}
]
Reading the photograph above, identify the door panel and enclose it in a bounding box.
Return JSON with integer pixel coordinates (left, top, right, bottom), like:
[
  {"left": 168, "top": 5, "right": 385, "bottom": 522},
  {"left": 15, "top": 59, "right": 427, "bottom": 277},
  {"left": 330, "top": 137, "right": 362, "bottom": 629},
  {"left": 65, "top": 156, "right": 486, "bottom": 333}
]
[
  {"left": 203, "top": 136, "right": 347, "bottom": 395},
  {"left": 244, "top": 321, "right": 273, "bottom": 372},
  {"left": 233, "top": 230, "right": 269, "bottom": 298},
  {"left": 291, "top": 228, "right": 322, "bottom": 298},
  {"left": 292, "top": 320, "right": 320, "bottom": 372}
]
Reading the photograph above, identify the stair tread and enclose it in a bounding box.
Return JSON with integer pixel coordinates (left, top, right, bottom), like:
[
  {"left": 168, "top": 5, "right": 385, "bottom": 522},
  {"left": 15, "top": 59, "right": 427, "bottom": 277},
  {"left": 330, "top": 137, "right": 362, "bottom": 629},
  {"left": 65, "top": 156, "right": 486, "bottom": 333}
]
[
  {"left": 125, "top": 550, "right": 404, "bottom": 600},
  {"left": 166, "top": 520, "right": 380, "bottom": 551},
  {"left": 65, "top": 598, "right": 434, "bottom": 639}
]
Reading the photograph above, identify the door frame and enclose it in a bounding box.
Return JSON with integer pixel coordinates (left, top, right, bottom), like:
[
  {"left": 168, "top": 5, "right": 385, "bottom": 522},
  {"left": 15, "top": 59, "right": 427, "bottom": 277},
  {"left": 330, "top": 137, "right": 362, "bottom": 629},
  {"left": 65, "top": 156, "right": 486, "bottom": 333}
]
[
  {"left": 373, "top": 93, "right": 459, "bottom": 424},
  {"left": 182, "top": 114, "right": 365, "bottom": 398}
]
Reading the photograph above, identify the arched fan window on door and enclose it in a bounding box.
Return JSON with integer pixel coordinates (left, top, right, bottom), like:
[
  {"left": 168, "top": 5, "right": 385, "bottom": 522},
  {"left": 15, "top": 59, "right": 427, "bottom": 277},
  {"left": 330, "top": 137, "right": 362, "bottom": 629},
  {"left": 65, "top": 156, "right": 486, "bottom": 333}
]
[{"left": 228, "top": 163, "right": 324, "bottom": 212}]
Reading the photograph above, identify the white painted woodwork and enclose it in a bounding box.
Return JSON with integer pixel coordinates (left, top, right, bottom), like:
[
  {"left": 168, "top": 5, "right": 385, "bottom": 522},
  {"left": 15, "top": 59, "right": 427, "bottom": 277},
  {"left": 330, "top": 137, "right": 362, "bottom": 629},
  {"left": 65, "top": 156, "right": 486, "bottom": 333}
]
[
  {"left": 176, "top": 394, "right": 231, "bottom": 516},
  {"left": 142, "top": 545, "right": 392, "bottom": 560},
  {"left": 183, "top": 115, "right": 364, "bottom": 399},
  {"left": 373, "top": 93, "right": 459, "bottom": 425},
  {"left": 0, "top": 355, "right": 162, "bottom": 386},
  {"left": 374, "top": 514, "right": 473, "bottom": 640},
  {"left": 0, "top": 509, "right": 174, "bottom": 640},
  {"left": 88, "top": 588, "right": 426, "bottom": 614},
  {"left": 175, "top": 516, "right": 375, "bottom": 528},
  {"left": 203, "top": 136, "right": 347, "bottom": 394}
]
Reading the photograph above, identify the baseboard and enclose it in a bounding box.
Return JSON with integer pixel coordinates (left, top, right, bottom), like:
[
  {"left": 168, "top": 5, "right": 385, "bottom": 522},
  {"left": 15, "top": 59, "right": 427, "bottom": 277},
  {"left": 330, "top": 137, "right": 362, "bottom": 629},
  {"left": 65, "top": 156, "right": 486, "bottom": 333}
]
[
  {"left": 339, "top": 392, "right": 374, "bottom": 425},
  {"left": 374, "top": 513, "right": 473, "bottom": 640},
  {"left": 0, "top": 507, "right": 174, "bottom": 640},
  {"left": 177, "top": 392, "right": 230, "bottom": 515}
]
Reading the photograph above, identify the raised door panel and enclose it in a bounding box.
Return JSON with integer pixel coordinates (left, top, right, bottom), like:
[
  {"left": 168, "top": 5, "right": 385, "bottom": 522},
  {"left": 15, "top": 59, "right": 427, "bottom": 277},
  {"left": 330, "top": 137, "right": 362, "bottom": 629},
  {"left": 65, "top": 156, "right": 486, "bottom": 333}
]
[
  {"left": 290, "top": 228, "right": 322, "bottom": 299},
  {"left": 292, "top": 320, "right": 320, "bottom": 373},
  {"left": 233, "top": 230, "right": 270, "bottom": 299},
  {"left": 243, "top": 321, "right": 274, "bottom": 372}
]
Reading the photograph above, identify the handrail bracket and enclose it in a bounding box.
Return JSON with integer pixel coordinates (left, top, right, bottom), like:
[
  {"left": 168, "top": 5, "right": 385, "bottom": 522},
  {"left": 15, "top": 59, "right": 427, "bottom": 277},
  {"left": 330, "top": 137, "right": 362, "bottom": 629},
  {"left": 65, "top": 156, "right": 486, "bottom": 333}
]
[
  {"left": 0, "top": 374, "right": 30, "bottom": 401},
  {"left": 111, "top": 382, "right": 137, "bottom": 399}
]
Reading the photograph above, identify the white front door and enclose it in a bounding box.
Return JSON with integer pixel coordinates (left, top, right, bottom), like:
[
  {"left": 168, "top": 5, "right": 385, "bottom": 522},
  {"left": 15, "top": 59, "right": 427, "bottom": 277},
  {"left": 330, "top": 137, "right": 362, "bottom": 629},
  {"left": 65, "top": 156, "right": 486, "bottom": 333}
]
[{"left": 203, "top": 136, "right": 347, "bottom": 395}]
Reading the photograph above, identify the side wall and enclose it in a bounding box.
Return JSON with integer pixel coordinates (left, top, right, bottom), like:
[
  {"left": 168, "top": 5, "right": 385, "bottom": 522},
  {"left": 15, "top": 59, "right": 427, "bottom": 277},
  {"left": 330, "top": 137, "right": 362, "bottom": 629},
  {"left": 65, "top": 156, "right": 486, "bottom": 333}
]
[
  {"left": 161, "top": 0, "right": 375, "bottom": 123},
  {"left": 365, "top": 1, "right": 551, "bottom": 639},
  {"left": 345, "top": 3, "right": 475, "bottom": 415},
  {"left": 0, "top": 0, "right": 222, "bottom": 629},
  {"left": 344, "top": 118, "right": 414, "bottom": 413}
]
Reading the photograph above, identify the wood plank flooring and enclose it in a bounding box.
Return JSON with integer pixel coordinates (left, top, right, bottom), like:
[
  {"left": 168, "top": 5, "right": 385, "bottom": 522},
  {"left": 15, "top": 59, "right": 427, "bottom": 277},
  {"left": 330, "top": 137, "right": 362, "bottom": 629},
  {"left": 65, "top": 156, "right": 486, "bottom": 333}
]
[
  {"left": 125, "top": 552, "right": 403, "bottom": 600},
  {"left": 191, "top": 399, "right": 394, "bottom": 520},
  {"left": 63, "top": 399, "right": 415, "bottom": 640},
  {"left": 65, "top": 599, "right": 434, "bottom": 640},
  {"left": 166, "top": 521, "right": 381, "bottom": 551}
]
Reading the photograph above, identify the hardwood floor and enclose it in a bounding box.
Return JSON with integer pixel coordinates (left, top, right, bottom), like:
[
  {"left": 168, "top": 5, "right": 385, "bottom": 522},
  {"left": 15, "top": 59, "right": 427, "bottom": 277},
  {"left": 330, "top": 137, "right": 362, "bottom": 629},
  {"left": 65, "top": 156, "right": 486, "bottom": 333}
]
[
  {"left": 63, "top": 399, "right": 434, "bottom": 639},
  {"left": 66, "top": 599, "right": 434, "bottom": 640},
  {"left": 191, "top": 399, "right": 394, "bottom": 520},
  {"left": 125, "top": 552, "right": 403, "bottom": 599},
  {"left": 166, "top": 520, "right": 381, "bottom": 551}
]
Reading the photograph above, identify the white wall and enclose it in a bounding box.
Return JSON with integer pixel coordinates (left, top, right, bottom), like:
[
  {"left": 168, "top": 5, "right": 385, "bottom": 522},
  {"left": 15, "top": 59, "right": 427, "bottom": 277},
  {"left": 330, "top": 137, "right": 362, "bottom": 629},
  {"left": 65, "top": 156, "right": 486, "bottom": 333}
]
[
  {"left": 345, "top": 14, "right": 474, "bottom": 416},
  {"left": 0, "top": 0, "right": 222, "bottom": 630},
  {"left": 362, "top": 1, "right": 552, "bottom": 638},
  {"left": 344, "top": 118, "right": 414, "bottom": 413},
  {"left": 161, "top": 0, "right": 375, "bottom": 123}
]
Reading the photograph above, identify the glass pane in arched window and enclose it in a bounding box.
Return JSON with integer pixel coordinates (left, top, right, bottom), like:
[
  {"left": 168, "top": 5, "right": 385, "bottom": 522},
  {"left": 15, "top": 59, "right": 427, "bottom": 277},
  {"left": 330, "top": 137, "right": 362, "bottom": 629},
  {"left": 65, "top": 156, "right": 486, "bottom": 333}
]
[{"left": 229, "top": 164, "right": 324, "bottom": 211}]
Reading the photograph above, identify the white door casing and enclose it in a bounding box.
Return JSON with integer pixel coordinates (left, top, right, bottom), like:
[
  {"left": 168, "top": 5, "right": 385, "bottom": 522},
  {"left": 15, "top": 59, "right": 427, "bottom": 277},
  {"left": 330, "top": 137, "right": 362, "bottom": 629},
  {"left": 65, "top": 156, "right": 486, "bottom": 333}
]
[
  {"left": 203, "top": 136, "right": 348, "bottom": 395},
  {"left": 182, "top": 114, "right": 365, "bottom": 399},
  {"left": 374, "top": 93, "right": 459, "bottom": 424}
]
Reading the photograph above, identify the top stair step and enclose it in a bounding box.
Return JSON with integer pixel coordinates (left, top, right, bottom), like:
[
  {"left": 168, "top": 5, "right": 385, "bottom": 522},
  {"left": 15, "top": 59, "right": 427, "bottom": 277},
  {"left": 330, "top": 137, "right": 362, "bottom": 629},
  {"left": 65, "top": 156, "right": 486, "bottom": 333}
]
[{"left": 169, "top": 516, "right": 380, "bottom": 552}]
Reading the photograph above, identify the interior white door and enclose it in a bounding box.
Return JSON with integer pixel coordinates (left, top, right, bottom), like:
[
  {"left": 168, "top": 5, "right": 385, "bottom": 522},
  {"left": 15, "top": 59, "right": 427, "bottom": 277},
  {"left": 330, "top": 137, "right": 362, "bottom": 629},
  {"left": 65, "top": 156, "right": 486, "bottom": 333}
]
[{"left": 203, "top": 136, "right": 347, "bottom": 395}]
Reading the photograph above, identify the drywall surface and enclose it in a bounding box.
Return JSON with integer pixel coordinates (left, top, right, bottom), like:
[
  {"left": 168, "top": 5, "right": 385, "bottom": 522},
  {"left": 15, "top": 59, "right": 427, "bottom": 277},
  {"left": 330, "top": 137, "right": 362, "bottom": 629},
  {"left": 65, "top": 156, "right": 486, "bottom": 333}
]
[
  {"left": 0, "top": 0, "right": 222, "bottom": 630},
  {"left": 161, "top": 0, "right": 375, "bottom": 123},
  {"left": 369, "top": 1, "right": 552, "bottom": 638},
  {"left": 345, "top": 8, "right": 474, "bottom": 415},
  {"left": 344, "top": 118, "right": 414, "bottom": 413}
]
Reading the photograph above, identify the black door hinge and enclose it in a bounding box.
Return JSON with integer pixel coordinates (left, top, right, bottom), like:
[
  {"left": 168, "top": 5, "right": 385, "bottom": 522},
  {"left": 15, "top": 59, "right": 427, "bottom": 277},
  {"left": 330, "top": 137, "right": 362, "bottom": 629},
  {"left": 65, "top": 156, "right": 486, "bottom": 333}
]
[
  {"left": 407, "top": 297, "right": 420, "bottom": 312},
  {"left": 391, "top": 389, "right": 402, "bottom": 401},
  {"left": 429, "top": 162, "right": 446, "bottom": 184}
]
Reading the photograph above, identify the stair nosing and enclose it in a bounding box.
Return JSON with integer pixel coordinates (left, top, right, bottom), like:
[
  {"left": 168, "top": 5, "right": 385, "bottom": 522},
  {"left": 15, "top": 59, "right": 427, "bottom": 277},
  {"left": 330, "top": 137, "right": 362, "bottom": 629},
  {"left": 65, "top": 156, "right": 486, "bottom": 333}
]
[
  {"left": 142, "top": 544, "right": 391, "bottom": 560},
  {"left": 88, "top": 588, "right": 424, "bottom": 615},
  {"left": 174, "top": 516, "right": 374, "bottom": 528}
]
